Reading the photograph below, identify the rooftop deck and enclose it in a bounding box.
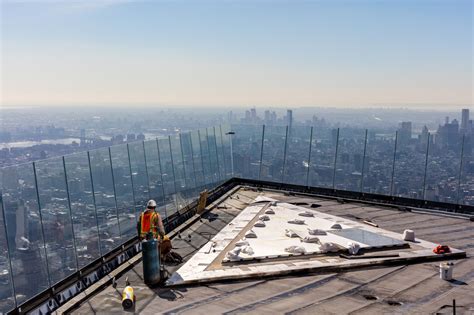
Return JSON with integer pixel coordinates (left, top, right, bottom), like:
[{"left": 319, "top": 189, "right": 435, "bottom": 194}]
[{"left": 66, "top": 186, "right": 473, "bottom": 314}]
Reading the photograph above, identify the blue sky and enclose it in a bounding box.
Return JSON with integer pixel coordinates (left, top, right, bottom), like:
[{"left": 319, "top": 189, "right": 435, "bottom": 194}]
[{"left": 1, "top": 0, "right": 472, "bottom": 107}]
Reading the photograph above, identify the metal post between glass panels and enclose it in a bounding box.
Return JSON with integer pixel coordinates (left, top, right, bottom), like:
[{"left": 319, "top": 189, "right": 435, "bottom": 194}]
[
  {"left": 332, "top": 128, "right": 340, "bottom": 190},
  {"left": 62, "top": 156, "right": 80, "bottom": 271},
  {"left": 0, "top": 193, "right": 17, "bottom": 309},
  {"left": 155, "top": 138, "right": 168, "bottom": 221},
  {"left": 109, "top": 147, "right": 123, "bottom": 237},
  {"left": 179, "top": 133, "right": 188, "bottom": 189},
  {"left": 87, "top": 151, "right": 103, "bottom": 256},
  {"left": 142, "top": 141, "right": 152, "bottom": 200},
  {"left": 213, "top": 126, "right": 222, "bottom": 181},
  {"left": 390, "top": 131, "right": 398, "bottom": 196},
  {"left": 197, "top": 130, "right": 206, "bottom": 184},
  {"left": 188, "top": 133, "right": 198, "bottom": 187},
  {"left": 281, "top": 125, "right": 289, "bottom": 183},
  {"left": 258, "top": 125, "right": 266, "bottom": 181},
  {"left": 422, "top": 133, "right": 431, "bottom": 200},
  {"left": 32, "top": 161, "right": 52, "bottom": 287},
  {"left": 168, "top": 136, "right": 179, "bottom": 212},
  {"left": 360, "top": 129, "right": 368, "bottom": 193},
  {"left": 219, "top": 125, "right": 228, "bottom": 179},
  {"left": 456, "top": 134, "right": 466, "bottom": 205},
  {"left": 306, "top": 126, "right": 313, "bottom": 188},
  {"left": 205, "top": 129, "right": 214, "bottom": 183}
]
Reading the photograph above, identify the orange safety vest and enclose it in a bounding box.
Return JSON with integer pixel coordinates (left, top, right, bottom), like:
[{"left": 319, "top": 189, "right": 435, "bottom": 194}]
[{"left": 139, "top": 211, "right": 161, "bottom": 239}]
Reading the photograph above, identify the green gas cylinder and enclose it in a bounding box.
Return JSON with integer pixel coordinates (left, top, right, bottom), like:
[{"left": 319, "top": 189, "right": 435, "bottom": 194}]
[{"left": 142, "top": 233, "right": 161, "bottom": 285}]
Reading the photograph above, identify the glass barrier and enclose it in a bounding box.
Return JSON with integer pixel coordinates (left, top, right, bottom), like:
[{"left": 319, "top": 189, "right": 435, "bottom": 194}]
[
  {"left": 157, "top": 137, "right": 178, "bottom": 217},
  {"left": 362, "top": 131, "right": 396, "bottom": 195},
  {"left": 180, "top": 133, "right": 198, "bottom": 204},
  {"left": 218, "top": 125, "right": 232, "bottom": 178},
  {"left": 261, "top": 125, "right": 287, "bottom": 182},
  {"left": 425, "top": 133, "right": 463, "bottom": 203},
  {"left": 88, "top": 148, "right": 121, "bottom": 254},
  {"left": 282, "top": 126, "right": 312, "bottom": 186},
  {"left": 109, "top": 144, "right": 137, "bottom": 241},
  {"left": 392, "top": 132, "right": 428, "bottom": 199},
  {"left": 0, "top": 164, "right": 49, "bottom": 306},
  {"left": 190, "top": 130, "right": 206, "bottom": 189},
  {"left": 199, "top": 129, "right": 213, "bottom": 186},
  {"left": 334, "top": 128, "right": 366, "bottom": 191},
  {"left": 34, "top": 158, "right": 78, "bottom": 285},
  {"left": 308, "top": 128, "right": 337, "bottom": 188},
  {"left": 143, "top": 139, "right": 167, "bottom": 218},
  {"left": 64, "top": 152, "right": 102, "bottom": 268},
  {"left": 231, "top": 124, "right": 264, "bottom": 180},
  {"left": 207, "top": 127, "right": 221, "bottom": 183}
]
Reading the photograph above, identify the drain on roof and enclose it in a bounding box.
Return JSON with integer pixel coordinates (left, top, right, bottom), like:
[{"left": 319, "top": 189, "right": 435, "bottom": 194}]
[
  {"left": 362, "top": 294, "right": 378, "bottom": 301},
  {"left": 386, "top": 300, "right": 403, "bottom": 306}
]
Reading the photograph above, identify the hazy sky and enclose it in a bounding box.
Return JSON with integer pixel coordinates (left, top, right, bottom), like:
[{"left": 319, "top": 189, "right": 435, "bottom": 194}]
[{"left": 1, "top": 0, "right": 472, "bottom": 108}]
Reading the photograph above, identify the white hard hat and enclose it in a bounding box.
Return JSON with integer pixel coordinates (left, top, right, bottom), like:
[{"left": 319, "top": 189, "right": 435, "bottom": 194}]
[{"left": 147, "top": 200, "right": 157, "bottom": 208}]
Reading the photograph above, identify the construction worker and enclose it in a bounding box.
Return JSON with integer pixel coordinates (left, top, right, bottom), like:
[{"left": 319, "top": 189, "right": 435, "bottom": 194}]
[{"left": 137, "top": 200, "right": 165, "bottom": 240}]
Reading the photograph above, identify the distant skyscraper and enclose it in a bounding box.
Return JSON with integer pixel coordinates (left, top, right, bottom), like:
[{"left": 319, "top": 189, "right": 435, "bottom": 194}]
[
  {"left": 250, "top": 108, "right": 257, "bottom": 123},
  {"left": 461, "top": 108, "right": 469, "bottom": 133},
  {"left": 80, "top": 129, "right": 86, "bottom": 146},
  {"left": 398, "top": 122, "right": 412, "bottom": 147}
]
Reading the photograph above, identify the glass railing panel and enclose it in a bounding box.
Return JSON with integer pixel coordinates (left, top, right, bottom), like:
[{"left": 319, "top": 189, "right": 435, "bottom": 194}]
[
  {"left": 0, "top": 164, "right": 49, "bottom": 305},
  {"left": 143, "top": 140, "right": 167, "bottom": 218},
  {"left": 190, "top": 130, "right": 205, "bottom": 189},
  {"left": 283, "top": 126, "right": 312, "bottom": 186},
  {"left": 88, "top": 148, "right": 121, "bottom": 254},
  {"left": 459, "top": 135, "right": 473, "bottom": 205},
  {"left": 392, "top": 132, "right": 428, "bottom": 199},
  {"left": 64, "top": 152, "right": 102, "bottom": 268},
  {"left": 34, "top": 158, "right": 77, "bottom": 285},
  {"left": 199, "top": 128, "right": 213, "bottom": 186},
  {"left": 219, "top": 124, "right": 232, "bottom": 178},
  {"left": 109, "top": 144, "right": 137, "bottom": 241},
  {"left": 179, "top": 133, "right": 197, "bottom": 204},
  {"left": 334, "top": 128, "right": 366, "bottom": 191},
  {"left": 0, "top": 195, "right": 15, "bottom": 313},
  {"left": 231, "top": 124, "right": 264, "bottom": 180},
  {"left": 214, "top": 126, "right": 226, "bottom": 181},
  {"left": 260, "top": 125, "right": 287, "bottom": 182},
  {"left": 362, "top": 131, "right": 396, "bottom": 195},
  {"left": 127, "top": 142, "right": 150, "bottom": 214},
  {"left": 157, "top": 137, "right": 178, "bottom": 216},
  {"left": 207, "top": 127, "right": 220, "bottom": 183},
  {"left": 169, "top": 135, "right": 188, "bottom": 209},
  {"left": 308, "top": 128, "right": 337, "bottom": 188},
  {"left": 425, "top": 134, "right": 463, "bottom": 203}
]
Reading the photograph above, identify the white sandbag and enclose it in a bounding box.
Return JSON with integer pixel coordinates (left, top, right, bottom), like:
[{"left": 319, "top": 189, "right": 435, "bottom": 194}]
[
  {"left": 330, "top": 223, "right": 342, "bottom": 229},
  {"left": 285, "top": 245, "right": 306, "bottom": 254},
  {"left": 265, "top": 208, "right": 275, "bottom": 214},
  {"left": 298, "top": 211, "right": 314, "bottom": 217},
  {"left": 245, "top": 230, "right": 257, "bottom": 238},
  {"left": 235, "top": 239, "right": 249, "bottom": 247},
  {"left": 259, "top": 215, "right": 270, "bottom": 221},
  {"left": 285, "top": 229, "right": 299, "bottom": 238},
  {"left": 226, "top": 247, "right": 242, "bottom": 259},
  {"left": 288, "top": 219, "right": 305, "bottom": 225},
  {"left": 347, "top": 242, "right": 360, "bottom": 255},
  {"left": 241, "top": 246, "right": 254, "bottom": 255},
  {"left": 320, "top": 242, "right": 339, "bottom": 253},
  {"left": 303, "top": 235, "right": 320, "bottom": 243},
  {"left": 254, "top": 220, "right": 266, "bottom": 227},
  {"left": 307, "top": 228, "right": 327, "bottom": 235}
]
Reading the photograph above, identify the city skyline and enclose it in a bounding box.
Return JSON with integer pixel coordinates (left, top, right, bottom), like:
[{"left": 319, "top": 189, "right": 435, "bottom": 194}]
[{"left": 2, "top": 0, "right": 472, "bottom": 108}]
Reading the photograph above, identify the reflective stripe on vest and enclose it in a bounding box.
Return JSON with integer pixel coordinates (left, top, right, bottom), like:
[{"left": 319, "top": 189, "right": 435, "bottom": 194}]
[{"left": 140, "top": 212, "right": 159, "bottom": 238}]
